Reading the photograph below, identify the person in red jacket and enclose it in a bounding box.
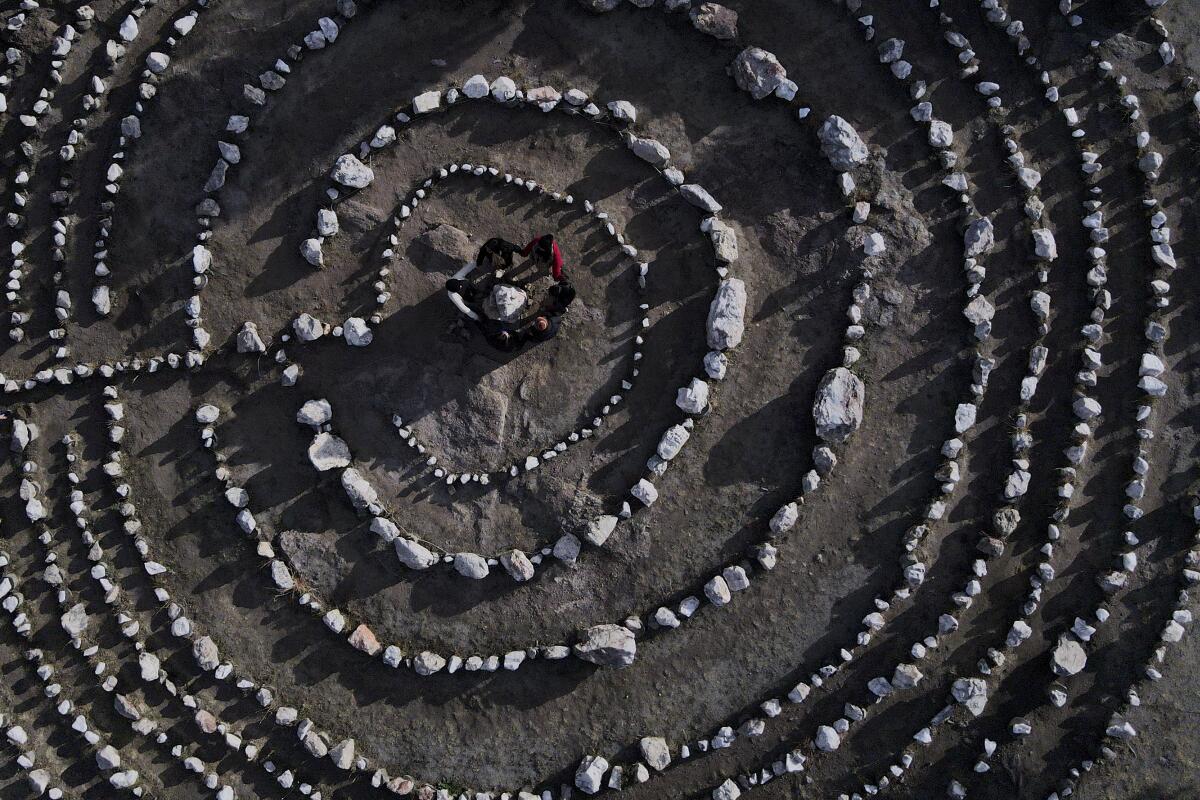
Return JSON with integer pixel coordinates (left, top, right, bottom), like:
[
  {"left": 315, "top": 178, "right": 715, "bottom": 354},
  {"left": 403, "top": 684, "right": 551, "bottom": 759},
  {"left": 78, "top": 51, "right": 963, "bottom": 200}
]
[{"left": 521, "top": 233, "right": 565, "bottom": 281}]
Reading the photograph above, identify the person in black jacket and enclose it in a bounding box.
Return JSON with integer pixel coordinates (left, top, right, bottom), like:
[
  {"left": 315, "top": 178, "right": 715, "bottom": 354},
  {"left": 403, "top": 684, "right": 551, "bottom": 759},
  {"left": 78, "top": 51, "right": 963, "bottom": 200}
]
[
  {"left": 525, "top": 314, "right": 561, "bottom": 343},
  {"left": 475, "top": 237, "right": 522, "bottom": 270},
  {"left": 543, "top": 281, "right": 576, "bottom": 314}
]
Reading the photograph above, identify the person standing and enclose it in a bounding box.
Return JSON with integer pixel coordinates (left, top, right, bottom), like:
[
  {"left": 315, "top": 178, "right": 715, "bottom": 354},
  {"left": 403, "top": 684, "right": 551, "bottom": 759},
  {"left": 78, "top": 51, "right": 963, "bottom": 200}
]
[
  {"left": 476, "top": 237, "right": 522, "bottom": 270},
  {"left": 521, "top": 233, "right": 565, "bottom": 281}
]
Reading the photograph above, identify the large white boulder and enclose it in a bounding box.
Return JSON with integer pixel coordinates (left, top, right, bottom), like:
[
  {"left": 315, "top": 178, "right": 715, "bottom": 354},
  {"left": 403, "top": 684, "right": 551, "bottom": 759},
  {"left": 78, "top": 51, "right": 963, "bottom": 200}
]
[
  {"left": 818, "top": 115, "right": 869, "bottom": 171},
  {"left": 732, "top": 47, "right": 787, "bottom": 99},
  {"left": 813, "top": 367, "right": 865, "bottom": 443},
  {"left": 574, "top": 624, "right": 636, "bottom": 668},
  {"left": 331, "top": 154, "right": 374, "bottom": 188},
  {"left": 308, "top": 433, "right": 351, "bottom": 471},
  {"left": 706, "top": 278, "right": 746, "bottom": 350}
]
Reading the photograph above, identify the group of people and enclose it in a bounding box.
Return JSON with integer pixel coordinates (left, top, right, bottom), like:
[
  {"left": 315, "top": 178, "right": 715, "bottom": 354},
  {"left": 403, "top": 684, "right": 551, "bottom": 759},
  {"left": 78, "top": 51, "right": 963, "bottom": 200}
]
[{"left": 446, "top": 233, "right": 577, "bottom": 353}]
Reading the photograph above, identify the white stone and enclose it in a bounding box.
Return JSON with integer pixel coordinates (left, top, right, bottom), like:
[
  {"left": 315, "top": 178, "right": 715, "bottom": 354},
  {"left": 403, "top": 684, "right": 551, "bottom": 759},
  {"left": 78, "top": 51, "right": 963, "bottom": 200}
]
[
  {"left": 813, "top": 367, "right": 865, "bottom": 443},
  {"left": 676, "top": 378, "right": 710, "bottom": 414},
  {"left": 396, "top": 538, "right": 438, "bottom": 570},
  {"left": 707, "top": 278, "right": 746, "bottom": 350},
  {"left": 818, "top": 115, "right": 869, "bottom": 171},
  {"left": 331, "top": 154, "right": 374, "bottom": 189},
  {"left": 308, "top": 433, "right": 351, "bottom": 471}
]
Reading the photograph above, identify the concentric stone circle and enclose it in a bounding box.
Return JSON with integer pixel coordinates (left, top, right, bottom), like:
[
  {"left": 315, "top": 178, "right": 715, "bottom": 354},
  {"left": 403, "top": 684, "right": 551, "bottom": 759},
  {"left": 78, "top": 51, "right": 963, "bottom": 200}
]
[{"left": 0, "top": 1, "right": 1198, "bottom": 800}]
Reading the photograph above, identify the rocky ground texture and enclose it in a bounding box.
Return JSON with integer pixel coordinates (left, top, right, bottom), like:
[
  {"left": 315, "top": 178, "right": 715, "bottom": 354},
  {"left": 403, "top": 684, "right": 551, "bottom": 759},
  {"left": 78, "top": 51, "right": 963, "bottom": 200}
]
[{"left": 0, "top": 1, "right": 1198, "bottom": 800}]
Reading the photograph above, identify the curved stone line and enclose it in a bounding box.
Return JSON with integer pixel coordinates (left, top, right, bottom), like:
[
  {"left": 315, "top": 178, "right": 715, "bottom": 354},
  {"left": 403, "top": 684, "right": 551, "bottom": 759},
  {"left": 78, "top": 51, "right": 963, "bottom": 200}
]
[
  {"left": 0, "top": 695, "right": 76, "bottom": 799},
  {"left": 286, "top": 163, "right": 646, "bottom": 486},
  {"left": 2, "top": 3, "right": 1152, "bottom": 796},
  {"left": 2, "top": 419, "right": 196, "bottom": 799},
  {"left": 576, "top": 6, "right": 1068, "bottom": 800},
  {"left": 58, "top": 415, "right": 341, "bottom": 800},
  {"left": 840, "top": 2, "right": 1189, "bottom": 795},
  {"left": 87, "top": 0, "right": 208, "bottom": 325},
  {"left": 69, "top": 1, "right": 209, "bottom": 333},
  {"left": 930, "top": 14, "right": 1190, "bottom": 798},
  {"left": 26, "top": 0, "right": 169, "bottom": 360},
  {"left": 2, "top": 14, "right": 78, "bottom": 343},
  {"left": 1045, "top": 500, "right": 1197, "bottom": 800},
  {"left": 7, "top": 9, "right": 945, "bottom": 800},
  {"left": 183, "top": 1, "right": 364, "bottom": 354},
  {"left": 821, "top": 1, "right": 1131, "bottom": 794},
  {"left": 259, "top": 78, "right": 754, "bottom": 532}
]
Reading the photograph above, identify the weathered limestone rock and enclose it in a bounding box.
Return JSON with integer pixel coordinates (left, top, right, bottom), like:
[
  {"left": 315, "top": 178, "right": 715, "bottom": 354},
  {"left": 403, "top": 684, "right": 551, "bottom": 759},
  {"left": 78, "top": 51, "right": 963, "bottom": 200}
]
[
  {"left": 396, "top": 538, "right": 438, "bottom": 570},
  {"left": 330, "top": 738, "right": 355, "bottom": 770},
  {"left": 1051, "top": 636, "right": 1087, "bottom": 676},
  {"left": 485, "top": 284, "right": 528, "bottom": 322},
  {"left": 463, "top": 74, "right": 490, "bottom": 99},
  {"left": 813, "top": 367, "right": 865, "bottom": 443},
  {"left": 732, "top": 47, "right": 787, "bottom": 99},
  {"left": 707, "top": 278, "right": 746, "bottom": 350},
  {"left": 294, "top": 313, "right": 324, "bottom": 341},
  {"left": 676, "top": 378, "right": 710, "bottom": 414},
  {"left": 575, "top": 624, "right": 637, "bottom": 668},
  {"left": 500, "top": 549, "right": 535, "bottom": 581},
  {"left": 454, "top": 552, "right": 490, "bottom": 579},
  {"left": 297, "top": 399, "right": 332, "bottom": 428},
  {"left": 680, "top": 184, "right": 723, "bottom": 213},
  {"left": 640, "top": 736, "right": 671, "bottom": 771},
  {"left": 343, "top": 317, "right": 373, "bottom": 346},
  {"left": 576, "top": 755, "right": 610, "bottom": 794},
  {"left": 690, "top": 3, "right": 738, "bottom": 39},
  {"left": 60, "top": 603, "right": 88, "bottom": 638},
  {"left": 815, "top": 725, "right": 841, "bottom": 751},
  {"left": 340, "top": 468, "right": 379, "bottom": 510},
  {"left": 818, "top": 116, "right": 869, "bottom": 171},
  {"left": 193, "top": 636, "right": 219, "bottom": 671},
  {"left": 308, "top": 433, "right": 351, "bottom": 471},
  {"left": 301, "top": 238, "right": 324, "bottom": 267},
  {"left": 585, "top": 515, "right": 620, "bottom": 546},
  {"left": 951, "top": 677, "right": 989, "bottom": 716},
  {"left": 236, "top": 322, "right": 266, "bottom": 353},
  {"left": 964, "top": 217, "right": 995, "bottom": 257},
  {"left": 628, "top": 135, "right": 671, "bottom": 167},
  {"left": 413, "top": 651, "right": 446, "bottom": 676},
  {"left": 331, "top": 154, "right": 374, "bottom": 188}
]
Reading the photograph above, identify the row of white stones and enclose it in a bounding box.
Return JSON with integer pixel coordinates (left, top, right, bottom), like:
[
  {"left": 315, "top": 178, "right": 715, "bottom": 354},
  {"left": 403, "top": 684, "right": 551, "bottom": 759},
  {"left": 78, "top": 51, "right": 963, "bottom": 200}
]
[
  {"left": 5, "top": 423, "right": 170, "bottom": 797},
  {"left": 696, "top": 0, "right": 1165, "bottom": 795},
  {"left": 0, "top": 585, "right": 149, "bottom": 797},
  {"left": 4, "top": 12, "right": 76, "bottom": 344},
  {"left": 88, "top": 389, "right": 448, "bottom": 793},
  {"left": 0, "top": 6, "right": 1012, "bottom": 800},
  {"left": 1041, "top": 503, "right": 1197, "bottom": 800},
  {"left": 937, "top": 2, "right": 1184, "bottom": 791},
  {"left": 948, "top": 8, "right": 1137, "bottom": 796},
  {"left": 1, "top": 694, "right": 73, "bottom": 798},
  {"left": 290, "top": 162, "right": 647, "bottom": 487},
  {"left": 560, "top": 4, "right": 1024, "bottom": 798},
  {"left": 185, "top": 0, "right": 361, "bottom": 353},
  {"left": 948, "top": 10, "right": 1192, "bottom": 795},
  {"left": 34, "top": 0, "right": 147, "bottom": 360},
  {"left": 848, "top": 1, "right": 1185, "bottom": 795},
  {"left": 66, "top": 404, "right": 339, "bottom": 800},
  {"left": 293, "top": 80, "right": 751, "bottom": 513},
  {"left": 90, "top": 0, "right": 208, "bottom": 321},
  {"left": 39, "top": 0, "right": 176, "bottom": 359},
  {"left": 0, "top": 344, "right": 203, "bottom": 395},
  {"left": 835, "top": 0, "right": 1135, "bottom": 794}
]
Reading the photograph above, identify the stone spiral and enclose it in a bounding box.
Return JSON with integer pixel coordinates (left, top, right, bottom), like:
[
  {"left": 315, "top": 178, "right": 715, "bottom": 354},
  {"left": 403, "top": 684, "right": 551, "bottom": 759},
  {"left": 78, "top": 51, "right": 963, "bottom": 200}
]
[{"left": 0, "top": 2, "right": 1197, "bottom": 800}]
